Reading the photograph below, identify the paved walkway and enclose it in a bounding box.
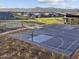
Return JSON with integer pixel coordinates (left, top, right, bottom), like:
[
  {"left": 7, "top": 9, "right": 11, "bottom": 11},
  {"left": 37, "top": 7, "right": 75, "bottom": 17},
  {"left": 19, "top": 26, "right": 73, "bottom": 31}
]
[{"left": 0, "top": 28, "right": 27, "bottom": 36}]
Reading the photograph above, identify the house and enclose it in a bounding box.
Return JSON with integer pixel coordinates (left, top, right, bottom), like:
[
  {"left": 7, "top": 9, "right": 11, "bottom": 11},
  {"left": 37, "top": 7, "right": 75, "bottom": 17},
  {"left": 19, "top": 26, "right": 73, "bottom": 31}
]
[
  {"left": 0, "top": 8, "right": 64, "bottom": 20},
  {"left": 64, "top": 14, "right": 79, "bottom": 24}
]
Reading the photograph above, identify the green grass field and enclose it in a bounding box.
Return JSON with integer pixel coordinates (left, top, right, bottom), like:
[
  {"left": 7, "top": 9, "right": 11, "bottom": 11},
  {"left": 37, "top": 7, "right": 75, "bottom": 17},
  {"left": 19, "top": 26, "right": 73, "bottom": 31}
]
[
  {"left": 0, "top": 17, "right": 64, "bottom": 24},
  {"left": 35, "top": 17, "right": 63, "bottom": 24}
]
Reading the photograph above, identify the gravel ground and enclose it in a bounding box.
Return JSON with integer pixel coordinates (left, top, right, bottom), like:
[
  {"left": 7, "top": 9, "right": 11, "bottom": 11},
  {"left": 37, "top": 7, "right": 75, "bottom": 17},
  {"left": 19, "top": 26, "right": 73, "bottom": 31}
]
[{"left": 0, "top": 35, "right": 55, "bottom": 59}]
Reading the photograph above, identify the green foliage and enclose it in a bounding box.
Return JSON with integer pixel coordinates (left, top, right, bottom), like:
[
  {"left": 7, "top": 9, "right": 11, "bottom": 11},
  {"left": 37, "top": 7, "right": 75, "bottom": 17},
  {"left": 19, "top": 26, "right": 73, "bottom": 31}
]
[{"left": 60, "top": 53, "right": 65, "bottom": 59}]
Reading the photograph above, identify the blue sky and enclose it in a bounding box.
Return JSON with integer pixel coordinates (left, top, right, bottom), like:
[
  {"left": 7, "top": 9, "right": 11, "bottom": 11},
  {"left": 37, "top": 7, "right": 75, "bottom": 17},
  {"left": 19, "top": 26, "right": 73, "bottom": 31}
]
[
  {"left": 0, "top": 0, "right": 50, "bottom": 8},
  {"left": 0, "top": 0, "right": 79, "bottom": 9}
]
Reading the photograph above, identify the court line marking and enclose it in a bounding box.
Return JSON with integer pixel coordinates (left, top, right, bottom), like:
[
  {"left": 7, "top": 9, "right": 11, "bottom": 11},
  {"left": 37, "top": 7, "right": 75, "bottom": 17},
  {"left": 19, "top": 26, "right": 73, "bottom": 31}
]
[
  {"left": 47, "top": 37, "right": 64, "bottom": 49},
  {"left": 64, "top": 38, "right": 79, "bottom": 52},
  {"left": 57, "top": 38, "right": 64, "bottom": 49},
  {"left": 41, "top": 37, "right": 64, "bottom": 51}
]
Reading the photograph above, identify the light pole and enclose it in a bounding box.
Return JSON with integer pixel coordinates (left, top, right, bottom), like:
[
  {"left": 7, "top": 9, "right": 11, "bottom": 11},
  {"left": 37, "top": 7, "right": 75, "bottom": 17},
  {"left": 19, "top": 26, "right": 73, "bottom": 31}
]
[
  {"left": 29, "top": 26, "right": 38, "bottom": 42},
  {"left": 32, "top": 29, "right": 34, "bottom": 42},
  {"left": 30, "top": 27, "right": 35, "bottom": 42}
]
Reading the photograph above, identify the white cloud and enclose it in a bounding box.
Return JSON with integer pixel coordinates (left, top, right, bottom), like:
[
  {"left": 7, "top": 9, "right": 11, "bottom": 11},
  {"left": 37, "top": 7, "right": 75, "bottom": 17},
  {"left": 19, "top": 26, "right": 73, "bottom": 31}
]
[
  {"left": 37, "top": 0, "right": 78, "bottom": 8},
  {"left": 38, "top": 0, "right": 64, "bottom": 3},
  {"left": 38, "top": 0, "right": 64, "bottom": 4},
  {"left": 70, "top": 0, "right": 78, "bottom": 2},
  {"left": 38, "top": 0, "right": 78, "bottom": 3}
]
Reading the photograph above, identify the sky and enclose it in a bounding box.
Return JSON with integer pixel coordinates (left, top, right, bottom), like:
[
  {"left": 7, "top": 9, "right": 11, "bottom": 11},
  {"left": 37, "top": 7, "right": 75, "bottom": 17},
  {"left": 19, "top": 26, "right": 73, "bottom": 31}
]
[{"left": 0, "top": 0, "right": 79, "bottom": 9}]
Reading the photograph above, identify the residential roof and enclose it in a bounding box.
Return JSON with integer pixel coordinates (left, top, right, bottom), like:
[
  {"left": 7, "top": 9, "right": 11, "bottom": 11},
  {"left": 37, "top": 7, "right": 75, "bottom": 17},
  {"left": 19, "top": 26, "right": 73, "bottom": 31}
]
[{"left": 66, "top": 14, "right": 79, "bottom": 17}]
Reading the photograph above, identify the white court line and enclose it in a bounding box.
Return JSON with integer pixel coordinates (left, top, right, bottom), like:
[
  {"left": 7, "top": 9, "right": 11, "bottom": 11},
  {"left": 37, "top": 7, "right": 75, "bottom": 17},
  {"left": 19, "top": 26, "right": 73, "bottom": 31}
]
[
  {"left": 57, "top": 38, "right": 64, "bottom": 49},
  {"left": 64, "top": 38, "right": 79, "bottom": 52},
  {"left": 42, "top": 37, "right": 64, "bottom": 50}
]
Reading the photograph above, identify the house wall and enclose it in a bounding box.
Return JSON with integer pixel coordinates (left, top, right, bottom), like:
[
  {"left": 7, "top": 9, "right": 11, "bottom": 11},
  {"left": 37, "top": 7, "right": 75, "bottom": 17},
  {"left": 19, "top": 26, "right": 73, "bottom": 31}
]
[
  {"left": 0, "top": 12, "right": 30, "bottom": 20},
  {"left": 0, "top": 12, "right": 15, "bottom": 20},
  {"left": 64, "top": 17, "right": 79, "bottom": 24}
]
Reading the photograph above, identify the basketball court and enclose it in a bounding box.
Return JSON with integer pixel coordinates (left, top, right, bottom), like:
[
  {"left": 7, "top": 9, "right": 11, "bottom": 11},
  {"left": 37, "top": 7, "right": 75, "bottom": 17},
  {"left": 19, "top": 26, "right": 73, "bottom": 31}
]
[{"left": 9, "top": 24, "right": 79, "bottom": 56}]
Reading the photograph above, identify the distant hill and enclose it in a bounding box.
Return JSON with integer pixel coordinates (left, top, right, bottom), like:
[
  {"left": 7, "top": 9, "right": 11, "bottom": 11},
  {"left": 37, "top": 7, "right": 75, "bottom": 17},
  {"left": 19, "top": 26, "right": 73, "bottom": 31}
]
[
  {"left": 32, "top": 7, "right": 79, "bottom": 13},
  {"left": 0, "top": 7, "right": 79, "bottom": 13}
]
